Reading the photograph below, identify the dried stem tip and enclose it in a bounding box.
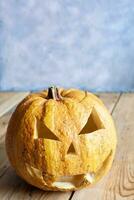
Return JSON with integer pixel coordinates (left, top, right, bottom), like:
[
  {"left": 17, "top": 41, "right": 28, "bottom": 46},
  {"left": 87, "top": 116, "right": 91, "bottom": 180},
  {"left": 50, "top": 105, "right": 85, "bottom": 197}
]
[{"left": 47, "top": 86, "right": 62, "bottom": 100}]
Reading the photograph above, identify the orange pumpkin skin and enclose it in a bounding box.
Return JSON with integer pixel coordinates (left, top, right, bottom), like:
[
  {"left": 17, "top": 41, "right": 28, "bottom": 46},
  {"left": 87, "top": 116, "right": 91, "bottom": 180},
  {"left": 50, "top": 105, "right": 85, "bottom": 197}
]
[{"left": 6, "top": 87, "right": 117, "bottom": 191}]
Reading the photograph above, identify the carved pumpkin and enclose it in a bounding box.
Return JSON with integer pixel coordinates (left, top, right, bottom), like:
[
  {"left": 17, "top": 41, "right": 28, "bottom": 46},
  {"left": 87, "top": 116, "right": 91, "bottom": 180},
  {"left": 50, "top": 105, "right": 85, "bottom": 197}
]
[{"left": 6, "top": 87, "right": 117, "bottom": 191}]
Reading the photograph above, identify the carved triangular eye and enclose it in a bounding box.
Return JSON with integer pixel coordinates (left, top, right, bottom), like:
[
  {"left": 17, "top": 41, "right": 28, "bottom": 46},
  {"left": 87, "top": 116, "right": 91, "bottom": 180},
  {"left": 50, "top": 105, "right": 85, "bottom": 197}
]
[
  {"left": 79, "top": 108, "right": 105, "bottom": 135},
  {"left": 67, "top": 143, "right": 76, "bottom": 154},
  {"left": 34, "top": 118, "right": 59, "bottom": 140}
]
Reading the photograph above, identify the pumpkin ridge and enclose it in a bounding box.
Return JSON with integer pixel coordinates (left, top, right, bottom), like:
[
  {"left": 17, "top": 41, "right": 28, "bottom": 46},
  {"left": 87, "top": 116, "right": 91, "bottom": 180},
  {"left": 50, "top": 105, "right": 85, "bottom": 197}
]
[
  {"left": 62, "top": 100, "right": 84, "bottom": 133},
  {"left": 6, "top": 97, "right": 42, "bottom": 169},
  {"left": 20, "top": 99, "right": 47, "bottom": 168},
  {"left": 78, "top": 91, "right": 88, "bottom": 103}
]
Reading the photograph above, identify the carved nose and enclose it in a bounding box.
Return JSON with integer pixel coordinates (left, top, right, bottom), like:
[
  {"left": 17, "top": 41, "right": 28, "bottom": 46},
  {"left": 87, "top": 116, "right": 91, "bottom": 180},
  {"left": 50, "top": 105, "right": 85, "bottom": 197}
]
[{"left": 67, "top": 142, "right": 77, "bottom": 155}]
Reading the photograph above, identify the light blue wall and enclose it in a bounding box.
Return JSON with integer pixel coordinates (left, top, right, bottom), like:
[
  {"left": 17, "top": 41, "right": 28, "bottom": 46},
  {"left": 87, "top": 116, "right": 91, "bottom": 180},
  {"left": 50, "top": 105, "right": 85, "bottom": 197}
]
[{"left": 0, "top": 0, "right": 134, "bottom": 91}]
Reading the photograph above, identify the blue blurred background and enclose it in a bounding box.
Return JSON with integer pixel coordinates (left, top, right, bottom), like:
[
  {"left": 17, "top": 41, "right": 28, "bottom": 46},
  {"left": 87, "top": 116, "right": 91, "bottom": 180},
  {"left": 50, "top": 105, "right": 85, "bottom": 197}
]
[{"left": 0, "top": 0, "right": 134, "bottom": 92}]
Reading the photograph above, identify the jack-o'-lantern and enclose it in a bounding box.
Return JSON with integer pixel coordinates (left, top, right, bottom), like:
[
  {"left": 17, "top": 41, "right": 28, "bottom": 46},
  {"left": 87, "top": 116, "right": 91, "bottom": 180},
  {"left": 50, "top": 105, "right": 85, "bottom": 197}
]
[{"left": 6, "top": 87, "right": 117, "bottom": 191}]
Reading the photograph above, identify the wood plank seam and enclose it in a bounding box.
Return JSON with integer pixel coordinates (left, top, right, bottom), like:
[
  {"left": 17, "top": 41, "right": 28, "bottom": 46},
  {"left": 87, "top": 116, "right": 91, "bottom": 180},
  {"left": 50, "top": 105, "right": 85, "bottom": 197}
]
[{"left": 111, "top": 93, "right": 122, "bottom": 114}]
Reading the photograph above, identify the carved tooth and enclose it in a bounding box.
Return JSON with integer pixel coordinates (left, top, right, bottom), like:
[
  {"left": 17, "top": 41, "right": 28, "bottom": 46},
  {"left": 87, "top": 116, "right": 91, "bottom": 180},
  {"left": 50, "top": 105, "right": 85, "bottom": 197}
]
[
  {"left": 84, "top": 173, "right": 95, "bottom": 183},
  {"left": 52, "top": 182, "right": 75, "bottom": 189}
]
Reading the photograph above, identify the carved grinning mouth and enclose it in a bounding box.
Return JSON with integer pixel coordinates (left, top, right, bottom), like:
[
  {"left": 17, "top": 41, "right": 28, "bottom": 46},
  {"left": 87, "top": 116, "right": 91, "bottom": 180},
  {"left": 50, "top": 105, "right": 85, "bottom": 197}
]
[
  {"left": 51, "top": 150, "right": 113, "bottom": 190},
  {"left": 52, "top": 173, "right": 95, "bottom": 189},
  {"left": 25, "top": 149, "right": 112, "bottom": 190}
]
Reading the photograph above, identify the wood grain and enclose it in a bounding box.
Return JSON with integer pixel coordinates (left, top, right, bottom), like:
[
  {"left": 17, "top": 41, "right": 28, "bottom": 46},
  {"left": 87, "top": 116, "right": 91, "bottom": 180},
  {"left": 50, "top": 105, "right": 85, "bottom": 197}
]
[
  {"left": 72, "top": 93, "right": 134, "bottom": 200},
  {"left": 0, "top": 93, "right": 124, "bottom": 200},
  {"left": 0, "top": 92, "right": 29, "bottom": 118},
  {"left": 104, "top": 93, "right": 134, "bottom": 200},
  {"left": 0, "top": 92, "right": 30, "bottom": 197}
]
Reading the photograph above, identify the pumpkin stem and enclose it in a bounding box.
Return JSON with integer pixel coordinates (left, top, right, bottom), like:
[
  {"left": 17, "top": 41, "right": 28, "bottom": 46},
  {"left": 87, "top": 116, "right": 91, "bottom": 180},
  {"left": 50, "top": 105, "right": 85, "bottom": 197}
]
[{"left": 47, "top": 86, "right": 62, "bottom": 100}]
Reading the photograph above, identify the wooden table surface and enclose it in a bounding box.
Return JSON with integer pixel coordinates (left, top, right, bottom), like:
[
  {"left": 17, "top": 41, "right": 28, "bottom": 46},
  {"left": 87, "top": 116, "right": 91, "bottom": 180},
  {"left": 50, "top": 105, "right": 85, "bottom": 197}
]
[{"left": 0, "top": 92, "right": 134, "bottom": 200}]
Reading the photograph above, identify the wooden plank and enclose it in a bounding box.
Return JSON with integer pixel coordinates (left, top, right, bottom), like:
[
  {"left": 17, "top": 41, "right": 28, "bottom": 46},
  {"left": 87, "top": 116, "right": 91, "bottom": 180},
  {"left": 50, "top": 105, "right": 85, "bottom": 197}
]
[
  {"left": 0, "top": 92, "right": 30, "bottom": 188},
  {"left": 0, "top": 92, "right": 29, "bottom": 118},
  {"left": 0, "top": 110, "right": 14, "bottom": 140},
  {"left": 72, "top": 93, "right": 134, "bottom": 200},
  {"left": 96, "top": 93, "right": 120, "bottom": 113},
  {"left": 0, "top": 109, "right": 14, "bottom": 179},
  {"left": 0, "top": 93, "right": 120, "bottom": 200}
]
